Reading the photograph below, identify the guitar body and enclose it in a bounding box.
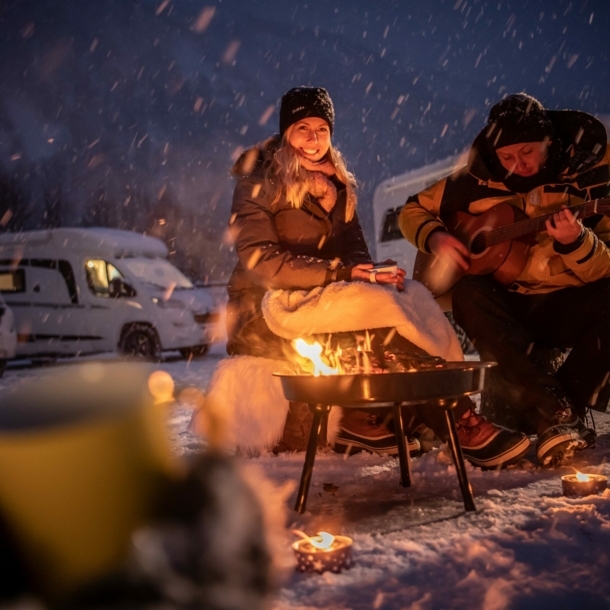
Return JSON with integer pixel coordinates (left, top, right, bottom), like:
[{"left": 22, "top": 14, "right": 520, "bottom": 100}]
[
  {"left": 448, "top": 203, "right": 531, "bottom": 282},
  {"left": 414, "top": 202, "right": 532, "bottom": 298}
]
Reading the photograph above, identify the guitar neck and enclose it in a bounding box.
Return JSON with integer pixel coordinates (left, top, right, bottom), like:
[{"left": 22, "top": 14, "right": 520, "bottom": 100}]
[{"left": 482, "top": 198, "right": 610, "bottom": 247}]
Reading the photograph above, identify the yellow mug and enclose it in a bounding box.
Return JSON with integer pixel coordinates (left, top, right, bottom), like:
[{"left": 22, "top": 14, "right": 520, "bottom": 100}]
[{"left": 0, "top": 361, "right": 181, "bottom": 601}]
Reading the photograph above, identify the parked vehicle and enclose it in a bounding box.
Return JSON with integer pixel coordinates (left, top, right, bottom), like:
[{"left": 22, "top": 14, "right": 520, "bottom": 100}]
[
  {"left": 372, "top": 154, "right": 475, "bottom": 353},
  {"left": 0, "top": 294, "right": 16, "bottom": 375},
  {"left": 373, "top": 154, "right": 464, "bottom": 280},
  {"left": 0, "top": 228, "right": 218, "bottom": 359}
]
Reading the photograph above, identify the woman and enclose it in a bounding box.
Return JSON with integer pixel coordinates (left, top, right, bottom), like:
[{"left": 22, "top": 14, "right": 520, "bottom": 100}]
[
  {"left": 226, "top": 86, "right": 406, "bottom": 454},
  {"left": 225, "top": 86, "right": 528, "bottom": 467}
]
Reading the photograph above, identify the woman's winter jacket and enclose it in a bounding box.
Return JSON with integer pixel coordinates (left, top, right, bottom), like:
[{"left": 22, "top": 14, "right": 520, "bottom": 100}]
[
  {"left": 398, "top": 111, "right": 610, "bottom": 294},
  {"left": 226, "top": 138, "right": 371, "bottom": 356}
]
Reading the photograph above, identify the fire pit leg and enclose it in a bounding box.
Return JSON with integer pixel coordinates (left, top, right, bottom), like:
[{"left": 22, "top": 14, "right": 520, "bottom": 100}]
[
  {"left": 444, "top": 407, "right": 476, "bottom": 512},
  {"left": 295, "top": 404, "right": 331, "bottom": 513},
  {"left": 392, "top": 402, "right": 412, "bottom": 488}
]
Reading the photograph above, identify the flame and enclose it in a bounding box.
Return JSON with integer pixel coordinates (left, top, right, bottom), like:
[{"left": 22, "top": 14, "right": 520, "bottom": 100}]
[
  {"left": 292, "top": 339, "right": 340, "bottom": 376},
  {"left": 293, "top": 529, "right": 336, "bottom": 550},
  {"left": 574, "top": 471, "right": 590, "bottom": 482}
]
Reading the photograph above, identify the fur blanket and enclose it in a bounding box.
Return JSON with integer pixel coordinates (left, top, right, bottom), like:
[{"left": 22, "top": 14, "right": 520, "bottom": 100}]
[
  {"left": 200, "top": 281, "right": 462, "bottom": 453},
  {"left": 262, "top": 280, "right": 463, "bottom": 361}
]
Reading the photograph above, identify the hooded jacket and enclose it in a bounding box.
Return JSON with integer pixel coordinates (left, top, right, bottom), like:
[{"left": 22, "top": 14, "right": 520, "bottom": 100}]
[
  {"left": 226, "top": 137, "right": 371, "bottom": 356},
  {"left": 398, "top": 110, "right": 610, "bottom": 294}
]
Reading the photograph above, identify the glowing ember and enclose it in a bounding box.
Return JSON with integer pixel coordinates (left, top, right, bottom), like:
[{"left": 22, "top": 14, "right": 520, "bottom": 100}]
[
  {"left": 292, "top": 339, "right": 340, "bottom": 376},
  {"left": 575, "top": 471, "right": 590, "bottom": 482},
  {"left": 293, "top": 529, "right": 336, "bottom": 550}
]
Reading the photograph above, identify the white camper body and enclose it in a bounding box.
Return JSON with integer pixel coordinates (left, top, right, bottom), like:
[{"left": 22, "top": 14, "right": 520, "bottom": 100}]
[
  {"left": 0, "top": 295, "right": 16, "bottom": 371},
  {"left": 373, "top": 154, "right": 465, "bottom": 275},
  {"left": 0, "top": 228, "right": 217, "bottom": 359}
]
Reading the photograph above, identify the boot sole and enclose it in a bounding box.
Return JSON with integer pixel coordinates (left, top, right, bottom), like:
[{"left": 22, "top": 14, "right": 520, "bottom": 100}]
[
  {"left": 333, "top": 435, "right": 420, "bottom": 457},
  {"left": 537, "top": 437, "right": 589, "bottom": 468}
]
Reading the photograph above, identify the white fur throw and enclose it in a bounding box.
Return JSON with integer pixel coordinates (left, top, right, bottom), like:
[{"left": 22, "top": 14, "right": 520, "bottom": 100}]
[
  {"left": 262, "top": 280, "right": 463, "bottom": 361},
  {"left": 201, "top": 356, "right": 291, "bottom": 454},
  {"left": 200, "top": 355, "right": 341, "bottom": 453}
]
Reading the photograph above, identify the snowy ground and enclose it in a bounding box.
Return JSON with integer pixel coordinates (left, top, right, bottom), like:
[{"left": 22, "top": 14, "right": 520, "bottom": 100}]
[{"left": 2, "top": 343, "right": 610, "bottom": 610}]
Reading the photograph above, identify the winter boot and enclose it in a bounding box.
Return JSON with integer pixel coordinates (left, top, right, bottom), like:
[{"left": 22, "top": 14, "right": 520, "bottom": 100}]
[
  {"left": 536, "top": 406, "right": 595, "bottom": 467},
  {"left": 456, "top": 408, "right": 531, "bottom": 469},
  {"left": 333, "top": 409, "right": 419, "bottom": 456}
]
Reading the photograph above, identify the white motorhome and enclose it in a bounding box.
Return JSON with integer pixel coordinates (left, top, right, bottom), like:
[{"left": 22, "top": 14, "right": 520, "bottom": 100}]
[
  {"left": 0, "top": 228, "right": 218, "bottom": 359},
  {"left": 373, "top": 154, "right": 467, "bottom": 276},
  {"left": 373, "top": 154, "right": 476, "bottom": 353},
  {"left": 0, "top": 295, "right": 16, "bottom": 374}
]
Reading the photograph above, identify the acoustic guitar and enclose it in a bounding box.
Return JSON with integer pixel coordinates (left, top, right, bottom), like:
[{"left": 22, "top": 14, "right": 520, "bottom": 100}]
[{"left": 413, "top": 198, "right": 610, "bottom": 299}]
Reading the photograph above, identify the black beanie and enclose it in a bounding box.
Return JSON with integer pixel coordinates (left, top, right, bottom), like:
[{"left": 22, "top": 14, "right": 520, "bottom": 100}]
[
  {"left": 279, "top": 87, "right": 335, "bottom": 136},
  {"left": 485, "top": 93, "right": 555, "bottom": 149}
]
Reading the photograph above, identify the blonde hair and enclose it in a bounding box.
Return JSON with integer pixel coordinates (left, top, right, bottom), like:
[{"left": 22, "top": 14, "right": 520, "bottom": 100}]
[{"left": 266, "top": 130, "right": 358, "bottom": 222}]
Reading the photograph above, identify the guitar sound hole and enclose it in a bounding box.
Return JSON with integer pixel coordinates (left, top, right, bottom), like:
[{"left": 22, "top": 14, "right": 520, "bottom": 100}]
[{"left": 470, "top": 235, "right": 487, "bottom": 255}]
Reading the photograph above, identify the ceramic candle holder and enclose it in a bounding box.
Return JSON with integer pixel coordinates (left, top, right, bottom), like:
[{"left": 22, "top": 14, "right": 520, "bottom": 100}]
[
  {"left": 292, "top": 535, "right": 353, "bottom": 573},
  {"left": 561, "top": 473, "right": 608, "bottom": 497}
]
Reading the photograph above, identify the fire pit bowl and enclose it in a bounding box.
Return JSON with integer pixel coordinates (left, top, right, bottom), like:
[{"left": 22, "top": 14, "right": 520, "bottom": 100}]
[
  {"left": 274, "top": 361, "right": 496, "bottom": 514},
  {"left": 275, "top": 361, "right": 494, "bottom": 405}
]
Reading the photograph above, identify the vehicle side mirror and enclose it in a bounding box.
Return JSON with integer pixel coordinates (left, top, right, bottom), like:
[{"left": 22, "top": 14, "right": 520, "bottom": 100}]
[{"left": 109, "top": 278, "right": 136, "bottom": 298}]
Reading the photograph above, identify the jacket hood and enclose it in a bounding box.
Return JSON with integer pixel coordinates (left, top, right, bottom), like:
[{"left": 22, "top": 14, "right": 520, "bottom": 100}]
[
  {"left": 231, "top": 136, "right": 280, "bottom": 177},
  {"left": 468, "top": 109, "right": 608, "bottom": 188}
]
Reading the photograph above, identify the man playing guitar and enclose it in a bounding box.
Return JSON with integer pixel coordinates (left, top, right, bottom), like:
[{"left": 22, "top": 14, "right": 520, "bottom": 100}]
[{"left": 399, "top": 93, "right": 610, "bottom": 467}]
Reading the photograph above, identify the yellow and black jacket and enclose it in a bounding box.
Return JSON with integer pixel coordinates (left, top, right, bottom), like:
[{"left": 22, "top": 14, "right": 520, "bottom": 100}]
[{"left": 399, "top": 110, "right": 610, "bottom": 294}]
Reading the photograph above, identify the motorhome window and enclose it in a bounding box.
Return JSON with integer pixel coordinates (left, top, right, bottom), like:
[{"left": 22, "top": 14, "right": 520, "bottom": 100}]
[
  {"left": 120, "top": 258, "right": 193, "bottom": 289},
  {"left": 58, "top": 260, "right": 78, "bottom": 304},
  {"left": 30, "top": 259, "right": 57, "bottom": 269},
  {"left": 85, "top": 259, "right": 126, "bottom": 297},
  {"left": 0, "top": 269, "right": 25, "bottom": 293},
  {"left": 380, "top": 207, "right": 405, "bottom": 242}
]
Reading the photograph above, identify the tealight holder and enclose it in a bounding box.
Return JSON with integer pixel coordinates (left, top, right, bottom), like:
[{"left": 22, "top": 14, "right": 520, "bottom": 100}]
[
  {"left": 561, "top": 472, "right": 608, "bottom": 497},
  {"left": 292, "top": 533, "right": 353, "bottom": 574}
]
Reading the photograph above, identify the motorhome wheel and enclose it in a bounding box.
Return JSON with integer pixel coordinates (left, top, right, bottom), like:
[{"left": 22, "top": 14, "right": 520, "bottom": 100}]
[
  {"left": 119, "top": 325, "right": 161, "bottom": 361},
  {"left": 179, "top": 345, "right": 209, "bottom": 359}
]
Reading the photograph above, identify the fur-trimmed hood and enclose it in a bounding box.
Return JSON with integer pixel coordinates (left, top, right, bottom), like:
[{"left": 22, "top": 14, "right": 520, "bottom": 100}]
[{"left": 231, "top": 136, "right": 280, "bottom": 178}]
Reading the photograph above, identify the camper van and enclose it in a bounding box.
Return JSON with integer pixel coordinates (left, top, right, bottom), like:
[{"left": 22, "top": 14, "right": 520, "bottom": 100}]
[
  {"left": 373, "top": 154, "right": 465, "bottom": 276},
  {"left": 373, "top": 154, "right": 475, "bottom": 353},
  {"left": 0, "top": 228, "right": 218, "bottom": 360},
  {"left": 0, "top": 295, "right": 16, "bottom": 374}
]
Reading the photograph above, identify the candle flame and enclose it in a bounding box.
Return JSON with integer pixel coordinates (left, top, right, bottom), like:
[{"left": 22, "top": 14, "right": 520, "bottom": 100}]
[
  {"left": 574, "top": 471, "right": 590, "bottom": 482},
  {"left": 292, "top": 339, "right": 340, "bottom": 376},
  {"left": 292, "top": 529, "right": 336, "bottom": 550}
]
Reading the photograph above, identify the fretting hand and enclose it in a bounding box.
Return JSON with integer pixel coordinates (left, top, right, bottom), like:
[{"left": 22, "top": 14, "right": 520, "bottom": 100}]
[{"left": 545, "top": 206, "right": 583, "bottom": 245}]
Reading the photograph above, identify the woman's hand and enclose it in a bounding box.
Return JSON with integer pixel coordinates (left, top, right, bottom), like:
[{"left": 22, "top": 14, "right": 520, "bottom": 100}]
[
  {"left": 427, "top": 231, "right": 470, "bottom": 271},
  {"left": 545, "top": 206, "right": 583, "bottom": 245},
  {"left": 351, "top": 262, "right": 406, "bottom": 291}
]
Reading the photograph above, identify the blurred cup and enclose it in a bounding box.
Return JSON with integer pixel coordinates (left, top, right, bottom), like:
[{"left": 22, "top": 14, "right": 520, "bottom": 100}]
[{"left": 0, "top": 361, "right": 182, "bottom": 601}]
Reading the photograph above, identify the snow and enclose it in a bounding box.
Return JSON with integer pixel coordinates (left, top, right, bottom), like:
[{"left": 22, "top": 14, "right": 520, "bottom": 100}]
[{"left": 4, "top": 341, "right": 608, "bottom": 609}]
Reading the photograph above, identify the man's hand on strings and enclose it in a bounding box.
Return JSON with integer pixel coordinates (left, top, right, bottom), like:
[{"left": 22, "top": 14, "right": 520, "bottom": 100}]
[{"left": 427, "top": 231, "right": 471, "bottom": 271}]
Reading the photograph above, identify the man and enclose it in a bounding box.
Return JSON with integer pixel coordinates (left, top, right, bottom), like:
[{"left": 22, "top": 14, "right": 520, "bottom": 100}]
[{"left": 399, "top": 93, "right": 610, "bottom": 467}]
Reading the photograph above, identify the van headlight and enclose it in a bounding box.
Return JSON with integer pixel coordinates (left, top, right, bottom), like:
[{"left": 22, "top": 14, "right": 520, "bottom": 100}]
[{"left": 151, "top": 297, "right": 186, "bottom": 309}]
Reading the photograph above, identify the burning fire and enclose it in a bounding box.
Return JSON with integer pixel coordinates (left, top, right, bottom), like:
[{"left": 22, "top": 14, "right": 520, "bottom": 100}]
[
  {"left": 574, "top": 471, "right": 590, "bottom": 482},
  {"left": 293, "top": 529, "right": 336, "bottom": 551},
  {"left": 292, "top": 339, "right": 340, "bottom": 376}
]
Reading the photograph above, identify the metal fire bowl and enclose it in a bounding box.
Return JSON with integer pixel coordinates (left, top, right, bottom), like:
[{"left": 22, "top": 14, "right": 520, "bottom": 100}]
[{"left": 275, "top": 361, "right": 496, "bottom": 405}]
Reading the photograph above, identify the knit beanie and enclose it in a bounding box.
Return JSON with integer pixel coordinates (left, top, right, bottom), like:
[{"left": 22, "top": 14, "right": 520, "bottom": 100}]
[
  {"left": 485, "top": 93, "right": 555, "bottom": 149},
  {"left": 279, "top": 87, "right": 335, "bottom": 136}
]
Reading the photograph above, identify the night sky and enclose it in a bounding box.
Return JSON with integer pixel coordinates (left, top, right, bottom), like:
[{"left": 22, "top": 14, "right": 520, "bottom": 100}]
[{"left": 0, "top": 0, "right": 608, "bottom": 279}]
